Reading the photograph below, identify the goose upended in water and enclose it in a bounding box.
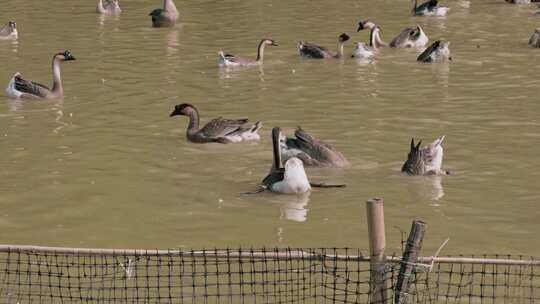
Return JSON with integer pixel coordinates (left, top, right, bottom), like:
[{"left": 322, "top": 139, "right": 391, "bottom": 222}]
[
  {"left": 218, "top": 39, "right": 278, "bottom": 67},
  {"left": 150, "top": 0, "right": 179, "bottom": 27},
  {"left": 352, "top": 20, "right": 386, "bottom": 59},
  {"left": 297, "top": 33, "right": 350, "bottom": 59},
  {"left": 97, "top": 0, "right": 121, "bottom": 15},
  {"left": 0, "top": 21, "right": 17, "bottom": 41},
  {"left": 169, "top": 103, "right": 262, "bottom": 144},
  {"left": 417, "top": 40, "right": 451, "bottom": 62},
  {"left": 280, "top": 127, "right": 350, "bottom": 168},
  {"left": 411, "top": 0, "right": 449, "bottom": 16},
  {"left": 6, "top": 50, "right": 76, "bottom": 99},
  {"left": 389, "top": 25, "right": 429, "bottom": 48},
  {"left": 401, "top": 136, "right": 449, "bottom": 176},
  {"left": 529, "top": 28, "right": 540, "bottom": 48},
  {"left": 262, "top": 127, "right": 312, "bottom": 194}
]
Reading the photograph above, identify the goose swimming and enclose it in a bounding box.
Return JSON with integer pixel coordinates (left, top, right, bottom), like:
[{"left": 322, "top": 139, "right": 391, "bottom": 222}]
[
  {"left": 218, "top": 39, "right": 278, "bottom": 67},
  {"left": 417, "top": 40, "right": 451, "bottom": 62},
  {"left": 6, "top": 50, "right": 76, "bottom": 99},
  {"left": 505, "top": 0, "right": 540, "bottom": 3},
  {"left": 401, "top": 136, "right": 449, "bottom": 176},
  {"left": 352, "top": 20, "right": 386, "bottom": 59},
  {"left": 0, "top": 21, "right": 17, "bottom": 40},
  {"left": 97, "top": 0, "right": 121, "bottom": 15},
  {"left": 389, "top": 25, "right": 429, "bottom": 48},
  {"left": 150, "top": 0, "right": 179, "bottom": 27},
  {"left": 280, "top": 127, "right": 350, "bottom": 168},
  {"left": 529, "top": 28, "right": 540, "bottom": 48},
  {"left": 297, "top": 33, "right": 350, "bottom": 59},
  {"left": 411, "top": 0, "right": 449, "bottom": 16},
  {"left": 262, "top": 127, "right": 312, "bottom": 194},
  {"left": 169, "top": 103, "right": 262, "bottom": 144}
]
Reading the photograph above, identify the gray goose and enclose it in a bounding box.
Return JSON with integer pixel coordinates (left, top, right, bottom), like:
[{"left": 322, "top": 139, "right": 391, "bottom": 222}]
[
  {"left": 0, "top": 21, "right": 17, "bottom": 40},
  {"left": 297, "top": 33, "right": 350, "bottom": 59},
  {"left": 411, "top": 0, "right": 449, "bottom": 16},
  {"left": 401, "top": 136, "right": 449, "bottom": 176},
  {"left": 529, "top": 28, "right": 540, "bottom": 48},
  {"left": 280, "top": 127, "right": 350, "bottom": 168},
  {"left": 218, "top": 39, "right": 278, "bottom": 67},
  {"left": 389, "top": 25, "right": 429, "bottom": 48},
  {"left": 149, "top": 0, "right": 179, "bottom": 27},
  {"left": 6, "top": 50, "right": 76, "bottom": 99},
  {"left": 169, "top": 103, "right": 262, "bottom": 144}
]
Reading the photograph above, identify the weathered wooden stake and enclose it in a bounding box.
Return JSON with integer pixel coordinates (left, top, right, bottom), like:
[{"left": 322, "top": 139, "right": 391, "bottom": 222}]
[
  {"left": 366, "top": 198, "right": 387, "bottom": 304},
  {"left": 393, "top": 219, "right": 427, "bottom": 304}
]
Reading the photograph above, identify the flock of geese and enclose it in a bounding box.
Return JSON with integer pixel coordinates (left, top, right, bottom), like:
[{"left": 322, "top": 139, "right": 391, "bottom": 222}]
[{"left": 1, "top": 0, "right": 538, "bottom": 194}]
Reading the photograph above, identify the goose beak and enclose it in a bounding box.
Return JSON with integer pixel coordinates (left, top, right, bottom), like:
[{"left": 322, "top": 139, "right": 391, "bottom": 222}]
[
  {"left": 272, "top": 42, "right": 278, "bottom": 46},
  {"left": 357, "top": 23, "right": 364, "bottom": 32},
  {"left": 169, "top": 109, "right": 180, "bottom": 117}
]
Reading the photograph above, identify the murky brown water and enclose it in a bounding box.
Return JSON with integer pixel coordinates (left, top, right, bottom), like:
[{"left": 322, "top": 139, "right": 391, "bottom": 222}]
[{"left": 1, "top": 0, "right": 539, "bottom": 255}]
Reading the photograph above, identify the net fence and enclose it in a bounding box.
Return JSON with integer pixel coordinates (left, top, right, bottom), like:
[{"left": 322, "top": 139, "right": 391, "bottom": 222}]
[{"left": 0, "top": 246, "right": 539, "bottom": 304}]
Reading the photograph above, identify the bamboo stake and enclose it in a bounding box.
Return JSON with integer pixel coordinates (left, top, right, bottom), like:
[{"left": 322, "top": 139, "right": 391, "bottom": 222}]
[{"left": 367, "top": 198, "right": 387, "bottom": 304}]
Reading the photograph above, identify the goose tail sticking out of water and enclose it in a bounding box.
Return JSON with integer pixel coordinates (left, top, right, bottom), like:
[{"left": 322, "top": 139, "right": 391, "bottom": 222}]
[
  {"left": 529, "top": 28, "right": 540, "bottom": 48},
  {"left": 417, "top": 40, "right": 451, "bottom": 62},
  {"left": 389, "top": 25, "right": 429, "bottom": 48},
  {"left": 411, "top": 0, "right": 449, "bottom": 16},
  {"left": 0, "top": 21, "right": 17, "bottom": 40},
  {"left": 149, "top": 0, "right": 179, "bottom": 27},
  {"left": 401, "top": 136, "right": 449, "bottom": 176},
  {"left": 97, "top": 0, "right": 122, "bottom": 15},
  {"left": 169, "top": 103, "right": 262, "bottom": 144}
]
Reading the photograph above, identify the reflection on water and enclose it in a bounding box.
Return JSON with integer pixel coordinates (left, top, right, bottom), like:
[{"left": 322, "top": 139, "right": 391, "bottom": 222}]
[{"left": 280, "top": 193, "right": 310, "bottom": 223}]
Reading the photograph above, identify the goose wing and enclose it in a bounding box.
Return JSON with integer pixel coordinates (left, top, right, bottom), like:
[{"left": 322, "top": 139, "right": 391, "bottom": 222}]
[
  {"left": 199, "top": 118, "right": 250, "bottom": 138},
  {"left": 14, "top": 75, "right": 50, "bottom": 98},
  {"left": 294, "top": 127, "right": 339, "bottom": 153},
  {"left": 389, "top": 27, "right": 415, "bottom": 48},
  {"left": 224, "top": 54, "right": 253, "bottom": 65},
  {"left": 416, "top": 0, "right": 439, "bottom": 12},
  {"left": 417, "top": 40, "right": 440, "bottom": 62},
  {"left": 298, "top": 42, "right": 331, "bottom": 58},
  {"left": 262, "top": 168, "right": 285, "bottom": 189},
  {"left": 401, "top": 139, "right": 425, "bottom": 175}
]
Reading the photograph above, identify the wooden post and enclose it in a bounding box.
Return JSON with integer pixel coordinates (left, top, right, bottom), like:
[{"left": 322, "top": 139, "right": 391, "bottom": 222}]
[
  {"left": 366, "top": 198, "right": 387, "bottom": 304},
  {"left": 393, "top": 219, "right": 427, "bottom": 304}
]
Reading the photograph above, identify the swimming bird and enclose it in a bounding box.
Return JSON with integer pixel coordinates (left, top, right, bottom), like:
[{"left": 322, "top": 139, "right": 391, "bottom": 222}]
[
  {"left": 389, "top": 25, "right": 429, "bottom": 48},
  {"left": 169, "top": 103, "right": 262, "bottom": 144},
  {"left": 149, "top": 0, "right": 179, "bottom": 27},
  {"left": 411, "top": 0, "right": 449, "bottom": 16},
  {"left": 97, "top": 0, "right": 121, "bottom": 15},
  {"left": 280, "top": 127, "right": 350, "bottom": 168},
  {"left": 529, "top": 28, "right": 540, "bottom": 48},
  {"left": 401, "top": 136, "right": 448, "bottom": 176},
  {"left": 297, "top": 33, "right": 350, "bottom": 59},
  {"left": 218, "top": 39, "right": 278, "bottom": 67},
  {"left": 6, "top": 50, "right": 76, "bottom": 99},
  {"left": 262, "top": 127, "right": 312, "bottom": 194},
  {"left": 0, "top": 21, "right": 17, "bottom": 40},
  {"left": 417, "top": 40, "right": 451, "bottom": 62},
  {"left": 352, "top": 20, "right": 386, "bottom": 59},
  {"left": 506, "top": 0, "right": 540, "bottom": 3}
]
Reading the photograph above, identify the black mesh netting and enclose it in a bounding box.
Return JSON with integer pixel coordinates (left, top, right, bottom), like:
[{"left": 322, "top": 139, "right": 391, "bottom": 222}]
[{"left": 0, "top": 247, "right": 539, "bottom": 303}]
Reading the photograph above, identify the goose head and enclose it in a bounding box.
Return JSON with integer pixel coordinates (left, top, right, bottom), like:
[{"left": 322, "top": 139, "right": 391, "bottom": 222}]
[
  {"left": 8, "top": 21, "right": 16, "bottom": 30},
  {"left": 169, "top": 103, "right": 196, "bottom": 117},
  {"left": 261, "top": 38, "right": 278, "bottom": 47},
  {"left": 338, "top": 33, "right": 350, "bottom": 43},
  {"left": 56, "top": 50, "right": 76, "bottom": 61},
  {"left": 357, "top": 20, "right": 377, "bottom": 32}
]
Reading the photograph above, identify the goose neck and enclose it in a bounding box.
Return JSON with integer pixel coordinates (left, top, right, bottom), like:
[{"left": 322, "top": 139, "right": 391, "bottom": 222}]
[
  {"left": 256, "top": 40, "right": 266, "bottom": 62},
  {"left": 271, "top": 128, "right": 283, "bottom": 169},
  {"left": 164, "top": 0, "right": 179, "bottom": 17},
  {"left": 185, "top": 109, "right": 200, "bottom": 135},
  {"left": 51, "top": 56, "right": 63, "bottom": 96}
]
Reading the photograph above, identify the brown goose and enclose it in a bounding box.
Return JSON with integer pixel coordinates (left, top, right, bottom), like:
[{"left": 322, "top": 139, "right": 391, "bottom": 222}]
[
  {"left": 149, "top": 0, "right": 179, "bottom": 27},
  {"left": 297, "top": 33, "right": 350, "bottom": 59},
  {"left": 0, "top": 21, "right": 17, "bottom": 40},
  {"left": 169, "top": 103, "right": 262, "bottom": 144},
  {"left": 280, "top": 127, "right": 350, "bottom": 168},
  {"left": 97, "top": 0, "right": 121, "bottom": 15},
  {"left": 401, "top": 136, "right": 449, "bottom": 175},
  {"left": 6, "top": 51, "right": 76, "bottom": 99}
]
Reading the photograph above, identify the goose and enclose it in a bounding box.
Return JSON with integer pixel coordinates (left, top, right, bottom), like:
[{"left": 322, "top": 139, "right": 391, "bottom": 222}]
[
  {"left": 150, "top": 0, "right": 179, "bottom": 27},
  {"left": 280, "top": 127, "right": 350, "bottom": 168},
  {"left": 169, "top": 103, "right": 262, "bottom": 144},
  {"left": 411, "top": 0, "right": 449, "bottom": 16},
  {"left": 262, "top": 127, "right": 312, "bottom": 194},
  {"left": 401, "top": 136, "right": 449, "bottom": 176},
  {"left": 389, "top": 25, "right": 429, "bottom": 48},
  {"left": 506, "top": 0, "right": 540, "bottom": 3},
  {"left": 529, "top": 28, "right": 540, "bottom": 48},
  {"left": 417, "top": 40, "right": 451, "bottom": 62},
  {"left": 352, "top": 20, "right": 386, "bottom": 59},
  {"left": 6, "top": 50, "right": 76, "bottom": 99},
  {"left": 0, "top": 21, "right": 17, "bottom": 40},
  {"left": 297, "top": 33, "right": 350, "bottom": 59},
  {"left": 96, "top": 0, "right": 121, "bottom": 15},
  {"left": 218, "top": 39, "right": 278, "bottom": 67}
]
